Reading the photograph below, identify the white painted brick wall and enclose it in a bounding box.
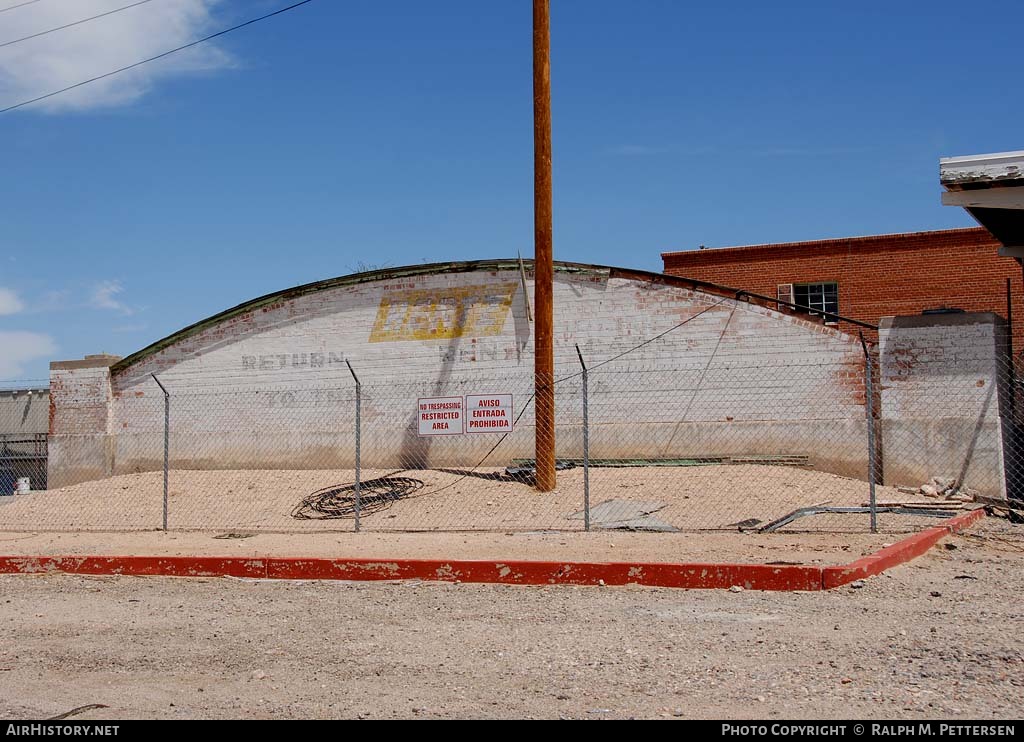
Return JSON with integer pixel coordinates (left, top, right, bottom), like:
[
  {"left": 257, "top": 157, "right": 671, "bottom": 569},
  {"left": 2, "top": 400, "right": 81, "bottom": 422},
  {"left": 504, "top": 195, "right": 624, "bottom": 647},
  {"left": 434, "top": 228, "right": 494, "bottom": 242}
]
[
  {"left": 50, "top": 366, "right": 113, "bottom": 435},
  {"left": 51, "top": 267, "right": 869, "bottom": 483},
  {"left": 110, "top": 269, "right": 864, "bottom": 414}
]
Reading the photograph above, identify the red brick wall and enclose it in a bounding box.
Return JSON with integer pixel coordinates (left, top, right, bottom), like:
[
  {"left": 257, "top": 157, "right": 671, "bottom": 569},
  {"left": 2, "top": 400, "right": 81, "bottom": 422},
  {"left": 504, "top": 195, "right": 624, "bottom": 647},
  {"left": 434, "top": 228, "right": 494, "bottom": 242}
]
[{"left": 662, "top": 227, "right": 1023, "bottom": 351}]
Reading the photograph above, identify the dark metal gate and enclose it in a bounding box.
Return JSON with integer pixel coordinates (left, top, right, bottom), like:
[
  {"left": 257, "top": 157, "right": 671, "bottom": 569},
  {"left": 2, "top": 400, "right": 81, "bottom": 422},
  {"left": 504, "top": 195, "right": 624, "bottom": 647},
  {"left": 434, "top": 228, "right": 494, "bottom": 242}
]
[{"left": 0, "top": 434, "right": 47, "bottom": 494}]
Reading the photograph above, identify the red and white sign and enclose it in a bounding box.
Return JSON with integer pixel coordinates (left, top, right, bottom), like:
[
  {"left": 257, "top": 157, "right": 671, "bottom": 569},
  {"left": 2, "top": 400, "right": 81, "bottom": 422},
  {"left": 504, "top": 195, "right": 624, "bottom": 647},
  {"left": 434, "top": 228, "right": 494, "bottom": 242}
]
[
  {"left": 417, "top": 396, "right": 464, "bottom": 436},
  {"left": 465, "top": 394, "right": 514, "bottom": 434}
]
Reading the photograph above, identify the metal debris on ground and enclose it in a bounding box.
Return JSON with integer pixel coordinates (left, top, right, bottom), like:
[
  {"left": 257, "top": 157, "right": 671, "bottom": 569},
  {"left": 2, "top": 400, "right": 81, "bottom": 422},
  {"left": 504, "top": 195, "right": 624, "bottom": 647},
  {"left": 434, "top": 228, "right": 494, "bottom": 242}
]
[
  {"left": 600, "top": 516, "right": 679, "bottom": 533},
  {"left": 984, "top": 505, "right": 1024, "bottom": 524},
  {"left": 866, "top": 501, "right": 966, "bottom": 509},
  {"left": 725, "top": 518, "right": 763, "bottom": 531},
  {"left": 566, "top": 499, "right": 679, "bottom": 533},
  {"left": 504, "top": 460, "right": 576, "bottom": 480},
  {"left": 759, "top": 504, "right": 962, "bottom": 533}
]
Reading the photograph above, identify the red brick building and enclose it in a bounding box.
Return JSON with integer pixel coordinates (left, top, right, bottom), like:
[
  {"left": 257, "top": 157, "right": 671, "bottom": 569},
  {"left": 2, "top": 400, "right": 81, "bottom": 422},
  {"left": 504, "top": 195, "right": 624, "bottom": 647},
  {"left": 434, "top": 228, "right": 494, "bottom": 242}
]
[{"left": 662, "top": 227, "right": 1024, "bottom": 351}]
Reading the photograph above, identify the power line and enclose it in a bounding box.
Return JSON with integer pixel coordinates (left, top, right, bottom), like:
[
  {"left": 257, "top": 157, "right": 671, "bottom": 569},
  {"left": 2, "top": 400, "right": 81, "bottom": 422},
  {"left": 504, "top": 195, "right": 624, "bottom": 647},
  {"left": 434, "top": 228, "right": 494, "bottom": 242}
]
[
  {"left": 0, "top": 0, "right": 316, "bottom": 114},
  {"left": 1, "top": 0, "right": 158, "bottom": 50},
  {"left": 0, "top": 0, "right": 41, "bottom": 14}
]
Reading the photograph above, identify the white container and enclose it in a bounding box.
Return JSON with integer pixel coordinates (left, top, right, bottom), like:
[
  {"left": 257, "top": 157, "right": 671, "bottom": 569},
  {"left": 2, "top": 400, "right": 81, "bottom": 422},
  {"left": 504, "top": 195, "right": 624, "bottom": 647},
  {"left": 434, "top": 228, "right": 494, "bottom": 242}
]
[{"left": 15, "top": 477, "right": 30, "bottom": 494}]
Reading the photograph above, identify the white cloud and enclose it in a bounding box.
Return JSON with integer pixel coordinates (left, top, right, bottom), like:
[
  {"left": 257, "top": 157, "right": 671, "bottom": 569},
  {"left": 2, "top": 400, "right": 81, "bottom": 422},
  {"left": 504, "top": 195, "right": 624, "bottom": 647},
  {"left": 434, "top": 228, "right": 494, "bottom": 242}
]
[
  {"left": 90, "top": 280, "right": 134, "bottom": 315},
  {"left": 0, "top": 331, "right": 57, "bottom": 378},
  {"left": 0, "top": 0, "right": 232, "bottom": 113},
  {"left": 0, "top": 287, "right": 24, "bottom": 315},
  {"left": 32, "top": 289, "right": 72, "bottom": 313}
]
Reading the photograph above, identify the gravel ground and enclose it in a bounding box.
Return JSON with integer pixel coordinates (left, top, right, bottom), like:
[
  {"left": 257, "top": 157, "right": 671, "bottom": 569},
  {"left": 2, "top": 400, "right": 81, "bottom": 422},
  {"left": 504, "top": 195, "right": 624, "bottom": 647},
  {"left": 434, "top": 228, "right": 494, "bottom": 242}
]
[
  {"left": 0, "top": 465, "right": 941, "bottom": 534},
  {"left": 0, "top": 517, "right": 1020, "bottom": 720}
]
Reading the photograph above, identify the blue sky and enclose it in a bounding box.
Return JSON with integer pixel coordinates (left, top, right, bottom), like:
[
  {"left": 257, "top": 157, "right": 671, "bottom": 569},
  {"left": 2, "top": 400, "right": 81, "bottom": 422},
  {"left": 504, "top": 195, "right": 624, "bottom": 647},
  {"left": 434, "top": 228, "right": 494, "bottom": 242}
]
[{"left": 1, "top": 0, "right": 1022, "bottom": 382}]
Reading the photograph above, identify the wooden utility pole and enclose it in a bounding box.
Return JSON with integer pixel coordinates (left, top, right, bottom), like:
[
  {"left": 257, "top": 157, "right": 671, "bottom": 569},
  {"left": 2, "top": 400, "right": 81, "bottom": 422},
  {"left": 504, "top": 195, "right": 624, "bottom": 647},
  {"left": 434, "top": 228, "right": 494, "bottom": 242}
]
[{"left": 533, "top": 0, "right": 556, "bottom": 492}]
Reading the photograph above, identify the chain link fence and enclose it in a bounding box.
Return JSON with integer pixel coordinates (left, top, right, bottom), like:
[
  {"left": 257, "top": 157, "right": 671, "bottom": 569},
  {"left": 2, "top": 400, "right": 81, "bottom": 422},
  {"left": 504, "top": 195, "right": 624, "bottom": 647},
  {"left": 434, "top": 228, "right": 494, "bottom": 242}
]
[{"left": 2, "top": 314, "right": 1014, "bottom": 535}]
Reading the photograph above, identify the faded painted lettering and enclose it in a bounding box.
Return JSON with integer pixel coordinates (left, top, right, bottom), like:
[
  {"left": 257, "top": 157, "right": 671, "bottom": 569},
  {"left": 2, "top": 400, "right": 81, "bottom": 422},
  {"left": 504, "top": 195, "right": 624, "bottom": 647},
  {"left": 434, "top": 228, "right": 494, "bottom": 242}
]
[
  {"left": 370, "top": 284, "right": 517, "bottom": 343},
  {"left": 241, "top": 351, "right": 345, "bottom": 371}
]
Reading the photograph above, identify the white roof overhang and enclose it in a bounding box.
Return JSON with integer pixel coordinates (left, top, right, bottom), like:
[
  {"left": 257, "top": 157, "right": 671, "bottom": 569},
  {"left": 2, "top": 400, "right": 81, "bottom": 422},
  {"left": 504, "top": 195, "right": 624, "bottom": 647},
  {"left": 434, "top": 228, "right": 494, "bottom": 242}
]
[{"left": 941, "top": 150, "right": 1024, "bottom": 254}]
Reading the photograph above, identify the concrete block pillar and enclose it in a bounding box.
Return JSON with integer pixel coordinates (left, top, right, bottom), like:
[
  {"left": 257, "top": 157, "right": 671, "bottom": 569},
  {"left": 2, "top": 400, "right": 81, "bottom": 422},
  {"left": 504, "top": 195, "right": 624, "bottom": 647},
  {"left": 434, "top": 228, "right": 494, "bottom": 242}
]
[
  {"left": 47, "top": 354, "right": 121, "bottom": 489},
  {"left": 878, "top": 313, "right": 1009, "bottom": 500}
]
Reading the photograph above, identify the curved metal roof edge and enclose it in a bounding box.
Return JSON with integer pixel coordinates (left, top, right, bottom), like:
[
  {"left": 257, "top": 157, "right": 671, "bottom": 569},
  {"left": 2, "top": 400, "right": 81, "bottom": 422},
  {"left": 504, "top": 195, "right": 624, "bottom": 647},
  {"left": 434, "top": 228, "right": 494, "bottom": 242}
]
[{"left": 111, "top": 259, "right": 742, "bottom": 374}]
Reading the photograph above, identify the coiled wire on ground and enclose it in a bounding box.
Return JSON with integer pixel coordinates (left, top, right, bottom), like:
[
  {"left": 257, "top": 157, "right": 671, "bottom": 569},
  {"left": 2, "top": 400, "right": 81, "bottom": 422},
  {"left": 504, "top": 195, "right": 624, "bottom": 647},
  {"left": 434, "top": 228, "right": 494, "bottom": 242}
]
[{"left": 292, "top": 476, "right": 425, "bottom": 520}]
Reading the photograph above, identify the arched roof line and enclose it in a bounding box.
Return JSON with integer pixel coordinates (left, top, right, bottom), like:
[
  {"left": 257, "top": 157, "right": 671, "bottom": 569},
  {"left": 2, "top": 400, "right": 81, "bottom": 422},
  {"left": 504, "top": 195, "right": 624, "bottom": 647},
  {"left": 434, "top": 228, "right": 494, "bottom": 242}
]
[{"left": 111, "top": 259, "right": 871, "bottom": 374}]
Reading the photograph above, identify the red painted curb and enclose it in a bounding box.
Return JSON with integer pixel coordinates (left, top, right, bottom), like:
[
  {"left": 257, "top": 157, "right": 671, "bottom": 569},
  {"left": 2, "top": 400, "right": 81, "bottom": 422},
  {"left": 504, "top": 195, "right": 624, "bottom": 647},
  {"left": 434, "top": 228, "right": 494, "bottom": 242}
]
[
  {"left": 821, "top": 508, "right": 986, "bottom": 589},
  {"left": 0, "top": 555, "right": 820, "bottom": 591},
  {"left": 0, "top": 555, "right": 269, "bottom": 579},
  {"left": 265, "top": 558, "right": 824, "bottom": 591},
  {"left": 946, "top": 507, "right": 987, "bottom": 535},
  {"left": 0, "top": 509, "right": 986, "bottom": 591}
]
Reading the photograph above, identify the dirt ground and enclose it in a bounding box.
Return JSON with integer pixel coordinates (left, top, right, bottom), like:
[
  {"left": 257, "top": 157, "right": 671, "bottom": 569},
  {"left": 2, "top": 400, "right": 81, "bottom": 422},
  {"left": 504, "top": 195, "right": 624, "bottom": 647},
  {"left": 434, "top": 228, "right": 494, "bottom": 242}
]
[
  {"left": 0, "top": 464, "right": 946, "bottom": 534},
  {"left": 0, "top": 517, "right": 1020, "bottom": 720}
]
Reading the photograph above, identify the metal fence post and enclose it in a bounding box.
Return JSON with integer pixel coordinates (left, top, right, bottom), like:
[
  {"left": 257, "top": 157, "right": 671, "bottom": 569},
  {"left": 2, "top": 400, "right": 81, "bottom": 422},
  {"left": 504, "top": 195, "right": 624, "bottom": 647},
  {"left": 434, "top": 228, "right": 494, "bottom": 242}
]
[
  {"left": 576, "top": 344, "right": 590, "bottom": 532},
  {"left": 859, "top": 335, "right": 878, "bottom": 534},
  {"left": 151, "top": 374, "right": 170, "bottom": 532},
  {"left": 346, "top": 361, "right": 362, "bottom": 532}
]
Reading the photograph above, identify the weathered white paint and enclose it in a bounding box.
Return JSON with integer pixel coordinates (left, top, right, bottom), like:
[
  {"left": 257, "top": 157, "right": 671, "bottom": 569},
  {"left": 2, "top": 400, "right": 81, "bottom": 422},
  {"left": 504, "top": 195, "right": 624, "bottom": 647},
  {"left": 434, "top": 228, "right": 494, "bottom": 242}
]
[
  {"left": 941, "top": 150, "right": 1024, "bottom": 186},
  {"left": 48, "top": 265, "right": 870, "bottom": 487},
  {"left": 879, "top": 312, "right": 1009, "bottom": 500}
]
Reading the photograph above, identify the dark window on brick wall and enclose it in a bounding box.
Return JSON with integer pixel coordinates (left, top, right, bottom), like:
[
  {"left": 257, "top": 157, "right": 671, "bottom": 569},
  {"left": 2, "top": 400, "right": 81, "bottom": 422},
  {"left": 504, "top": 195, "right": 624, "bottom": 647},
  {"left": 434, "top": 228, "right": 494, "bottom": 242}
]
[{"left": 793, "top": 282, "right": 839, "bottom": 321}]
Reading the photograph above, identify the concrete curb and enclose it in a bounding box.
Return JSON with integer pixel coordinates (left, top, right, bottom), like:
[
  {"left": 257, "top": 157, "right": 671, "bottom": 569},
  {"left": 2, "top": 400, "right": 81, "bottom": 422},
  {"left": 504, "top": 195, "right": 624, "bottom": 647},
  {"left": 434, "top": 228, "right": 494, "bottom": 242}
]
[
  {"left": 821, "top": 508, "right": 986, "bottom": 589},
  {"left": 0, "top": 509, "right": 985, "bottom": 591}
]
